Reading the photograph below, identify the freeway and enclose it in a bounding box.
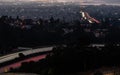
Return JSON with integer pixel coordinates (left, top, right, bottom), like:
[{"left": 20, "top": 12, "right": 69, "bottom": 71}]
[
  {"left": 0, "top": 54, "right": 47, "bottom": 73},
  {"left": 0, "top": 47, "right": 53, "bottom": 64}
]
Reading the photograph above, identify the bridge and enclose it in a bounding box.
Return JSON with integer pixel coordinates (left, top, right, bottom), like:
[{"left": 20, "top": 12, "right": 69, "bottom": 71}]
[{"left": 0, "top": 46, "right": 53, "bottom": 73}]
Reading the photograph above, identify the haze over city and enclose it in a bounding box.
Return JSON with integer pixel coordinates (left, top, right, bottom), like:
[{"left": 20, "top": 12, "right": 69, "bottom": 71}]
[
  {"left": 0, "top": 0, "right": 120, "bottom": 4},
  {"left": 0, "top": 0, "right": 120, "bottom": 74}
]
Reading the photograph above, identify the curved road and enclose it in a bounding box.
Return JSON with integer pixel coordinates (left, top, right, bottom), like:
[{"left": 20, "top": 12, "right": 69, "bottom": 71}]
[
  {"left": 0, "top": 54, "right": 47, "bottom": 73},
  {"left": 0, "top": 46, "right": 53, "bottom": 73},
  {"left": 0, "top": 47, "right": 53, "bottom": 64}
]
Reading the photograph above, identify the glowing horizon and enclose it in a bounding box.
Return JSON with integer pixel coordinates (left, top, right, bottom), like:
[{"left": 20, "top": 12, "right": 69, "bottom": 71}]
[{"left": 0, "top": 0, "right": 120, "bottom": 5}]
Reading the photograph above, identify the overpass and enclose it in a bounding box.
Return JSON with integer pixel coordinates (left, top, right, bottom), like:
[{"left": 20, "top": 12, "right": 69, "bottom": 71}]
[
  {"left": 0, "top": 46, "right": 53, "bottom": 73},
  {"left": 0, "top": 47, "right": 53, "bottom": 64}
]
